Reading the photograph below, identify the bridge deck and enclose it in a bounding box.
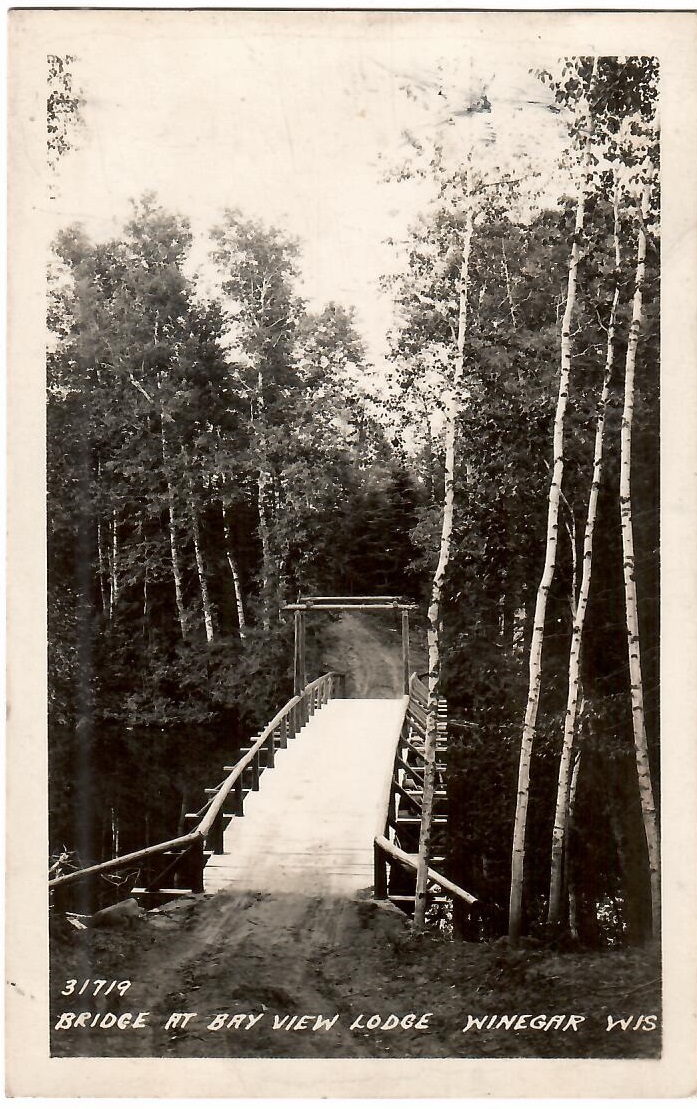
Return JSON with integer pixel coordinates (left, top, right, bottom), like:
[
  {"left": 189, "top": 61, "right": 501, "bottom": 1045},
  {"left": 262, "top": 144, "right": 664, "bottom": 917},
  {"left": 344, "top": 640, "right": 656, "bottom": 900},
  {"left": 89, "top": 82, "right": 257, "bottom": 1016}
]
[{"left": 205, "top": 697, "right": 407, "bottom": 897}]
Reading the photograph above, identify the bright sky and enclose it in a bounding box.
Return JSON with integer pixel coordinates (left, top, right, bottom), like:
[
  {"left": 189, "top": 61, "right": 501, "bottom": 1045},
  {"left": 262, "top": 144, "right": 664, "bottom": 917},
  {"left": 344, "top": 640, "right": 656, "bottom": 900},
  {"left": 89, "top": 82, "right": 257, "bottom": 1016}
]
[{"left": 49, "top": 13, "right": 565, "bottom": 367}]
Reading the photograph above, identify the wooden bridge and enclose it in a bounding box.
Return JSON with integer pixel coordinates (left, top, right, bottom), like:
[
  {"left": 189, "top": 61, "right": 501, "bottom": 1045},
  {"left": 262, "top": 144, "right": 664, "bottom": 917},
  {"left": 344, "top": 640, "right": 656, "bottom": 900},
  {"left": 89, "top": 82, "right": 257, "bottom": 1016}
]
[{"left": 49, "top": 598, "right": 477, "bottom": 918}]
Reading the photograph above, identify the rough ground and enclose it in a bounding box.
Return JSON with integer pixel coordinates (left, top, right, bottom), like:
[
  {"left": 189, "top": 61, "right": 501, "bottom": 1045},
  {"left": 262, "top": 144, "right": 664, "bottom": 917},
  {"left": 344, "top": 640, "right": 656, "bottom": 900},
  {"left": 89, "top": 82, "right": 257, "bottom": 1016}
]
[
  {"left": 49, "top": 613, "right": 661, "bottom": 1060},
  {"left": 50, "top": 895, "right": 661, "bottom": 1059}
]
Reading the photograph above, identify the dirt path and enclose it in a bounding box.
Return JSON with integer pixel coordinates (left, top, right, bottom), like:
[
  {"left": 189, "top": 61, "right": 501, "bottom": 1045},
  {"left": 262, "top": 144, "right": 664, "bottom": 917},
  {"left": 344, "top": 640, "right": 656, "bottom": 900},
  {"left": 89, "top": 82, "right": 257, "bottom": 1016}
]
[
  {"left": 51, "top": 891, "right": 417, "bottom": 1058},
  {"left": 50, "top": 891, "right": 661, "bottom": 1059},
  {"left": 320, "top": 611, "right": 425, "bottom": 698}
]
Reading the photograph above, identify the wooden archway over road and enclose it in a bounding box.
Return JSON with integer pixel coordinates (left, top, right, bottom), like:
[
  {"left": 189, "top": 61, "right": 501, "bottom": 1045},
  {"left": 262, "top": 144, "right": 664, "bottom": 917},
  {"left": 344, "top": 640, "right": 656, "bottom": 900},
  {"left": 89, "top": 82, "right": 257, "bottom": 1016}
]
[{"left": 283, "top": 596, "right": 419, "bottom": 696}]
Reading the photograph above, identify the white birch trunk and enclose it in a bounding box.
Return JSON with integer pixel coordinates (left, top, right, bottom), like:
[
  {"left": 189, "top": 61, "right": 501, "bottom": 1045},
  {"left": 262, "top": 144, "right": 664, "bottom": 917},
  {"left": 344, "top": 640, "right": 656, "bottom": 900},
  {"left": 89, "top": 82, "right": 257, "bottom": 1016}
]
[
  {"left": 567, "top": 742, "right": 582, "bottom": 940},
  {"left": 96, "top": 457, "right": 110, "bottom": 617},
  {"left": 257, "top": 466, "right": 273, "bottom": 631},
  {"left": 255, "top": 367, "right": 274, "bottom": 631},
  {"left": 547, "top": 180, "right": 621, "bottom": 925},
  {"left": 96, "top": 518, "right": 110, "bottom": 617},
  {"left": 619, "top": 183, "right": 661, "bottom": 938},
  {"left": 107, "top": 509, "right": 119, "bottom": 619},
  {"left": 414, "top": 159, "right": 472, "bottom": 931},
  {"left": 188, "top": 473, "right": 215, "bottom": 643},
  {"left": 111, "top": 807, "right": 120, "bottom": 857},
  {"left": 221, "top": 503, "right": 247, "bottom": 640},
  {"left": 508, "top": 60, "right": 598, "bottom": 942},
  {"left": 160, "top": 421, "right": 188, "bottom": 641}
]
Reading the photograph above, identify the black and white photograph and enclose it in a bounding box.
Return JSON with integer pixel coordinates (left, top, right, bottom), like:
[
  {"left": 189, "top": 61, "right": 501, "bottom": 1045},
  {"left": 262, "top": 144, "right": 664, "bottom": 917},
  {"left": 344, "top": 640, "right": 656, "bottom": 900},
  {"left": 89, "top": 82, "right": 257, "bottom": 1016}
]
[{"left": 6, "top": 8, "right": 697, "bottom": 1098}]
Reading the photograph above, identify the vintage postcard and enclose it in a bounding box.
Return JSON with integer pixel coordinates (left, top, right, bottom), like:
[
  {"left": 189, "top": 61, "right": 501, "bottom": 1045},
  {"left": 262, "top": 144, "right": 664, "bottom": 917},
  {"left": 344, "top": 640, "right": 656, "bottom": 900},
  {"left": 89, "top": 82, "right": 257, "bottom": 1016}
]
[{"left": 6, "top": 8, "right": 697, "bottom": 1098}]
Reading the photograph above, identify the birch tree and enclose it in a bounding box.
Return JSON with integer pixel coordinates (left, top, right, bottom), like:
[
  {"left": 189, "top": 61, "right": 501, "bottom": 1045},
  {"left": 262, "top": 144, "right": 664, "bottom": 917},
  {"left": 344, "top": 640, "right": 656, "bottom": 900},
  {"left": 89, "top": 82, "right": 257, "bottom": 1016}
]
[
  {"left": 211, "top": 212, "right": 303, "bottom": 629},
  {"left": 385, "top": 62, "right": 560, "bottom": 930},
  {"left": 620, "top": 179, "right": 660, "bottom": 937},
  {"left": 415, "top": 158, "right": 474, "bottom": 929},
  {"left": 547, "top": 176, "right": 621, "bottom": 925},
  {"left": 509, "top": 58, "right": 598, "bottom": 943},
  {"left": 379, "top": 72, "right": 488, "bottom": 930},
  {"left": 545, "top": 58, "right": 660, "bottom": 935}
]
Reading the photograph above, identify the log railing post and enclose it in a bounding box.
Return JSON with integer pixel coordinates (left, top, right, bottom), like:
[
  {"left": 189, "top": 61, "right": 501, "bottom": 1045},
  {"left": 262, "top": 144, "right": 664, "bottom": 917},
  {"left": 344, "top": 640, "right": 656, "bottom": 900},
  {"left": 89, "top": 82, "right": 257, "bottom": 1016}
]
[
  {"left": 208, "top": 811, "right": 225, "bottom": 855},
  {"left": 401, "top": 609, "right": 410, "bottom": 695},
  {"left": 234, "top": 778, "right": 244, "bottom": 816},
  {"left": 374, "top": 840, "right": 388, "bottom": 899},
  {"left": 187, "top": 839, "right": 205, "bottom": 894},
  {"left": 388, "top": 779, "right": 397, "bottom": 831},
  {"left": 293, "top": 609, "right": 306, "bottom": 696}
]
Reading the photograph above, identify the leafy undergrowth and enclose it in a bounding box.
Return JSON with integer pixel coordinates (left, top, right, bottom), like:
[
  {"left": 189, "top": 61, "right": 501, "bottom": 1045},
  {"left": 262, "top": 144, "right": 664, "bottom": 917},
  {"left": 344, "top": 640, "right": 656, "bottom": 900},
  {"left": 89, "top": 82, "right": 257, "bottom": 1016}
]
[{"left": 50, "top": 891, "right": 661, "bottom": 1059}]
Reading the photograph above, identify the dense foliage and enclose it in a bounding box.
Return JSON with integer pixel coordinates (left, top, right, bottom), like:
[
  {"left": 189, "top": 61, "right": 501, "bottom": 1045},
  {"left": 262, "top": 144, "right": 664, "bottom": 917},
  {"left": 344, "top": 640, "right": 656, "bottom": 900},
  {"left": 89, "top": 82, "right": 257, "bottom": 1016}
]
[
  {"left": 385, "top": 56, "right": 659, "bottom": 943},
  {"left": 47, "top": 197, "right": 422, "bottom": 863}
]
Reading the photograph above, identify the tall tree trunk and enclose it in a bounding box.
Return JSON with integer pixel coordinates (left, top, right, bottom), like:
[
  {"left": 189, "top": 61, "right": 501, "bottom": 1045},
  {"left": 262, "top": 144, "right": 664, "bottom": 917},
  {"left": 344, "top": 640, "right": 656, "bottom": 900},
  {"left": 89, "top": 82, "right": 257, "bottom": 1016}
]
[
  {"left": 619, "top": 182, "right": 660, "bottom": 939},
  {"left": 107, "top": 509, "right": 119, "bottom": 619},
  {"left": 548, "top": 179, "right": 621, "bottom": 925},
  {"left": 110, "top": 807, "right": 120, "bottom": 858},
  {"left": 96, "top": 518, "right": 110, "bottom": 617},
  {"left": 95, "top": 458, "right": 110, "bottom": 617},
  {"left": 508, "top": 61, "right": 597, "bottom": 943},
  {"left": 414, "top": 158, "right": 472, "bottom": 931},
  {"left": 140, "top": 517, "right": 151, "bottom": 641},
  {"left": 501, "top": 237, "right": 518, "bottom": 330},
  {"left": 566, "top": 741, "right": 582, "bottom": 940},
  {"left": 273, "top": 475, "right": 288, "bottom": 616},
  {"left": 160, "top": 420, "right": 188, "bottom": 641},
  {"left": 187, "top": 471, "right": 215, "bottom": 643},
  {"left": 221, "top": 502, "right": 247, "bottom": 640},
  {"left": 255, "top": 369, "right": 274, "bottom": 632},
  {"left": 423, "top": 407, "right": 435, "bottom": 503},
  {"left": 257, "top": 465, "right": 273, "bottom": 631}
]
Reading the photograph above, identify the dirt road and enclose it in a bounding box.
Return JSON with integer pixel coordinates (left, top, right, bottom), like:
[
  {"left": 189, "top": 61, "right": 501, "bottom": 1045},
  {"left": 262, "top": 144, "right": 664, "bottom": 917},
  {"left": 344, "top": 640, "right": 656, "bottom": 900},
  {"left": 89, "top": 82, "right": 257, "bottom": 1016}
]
[
  {"left": 320, "top": 611, "right": 426, "bottom": 697},
  {"left": 50, "top": 891, "right": 660, "bottom": 1059}
]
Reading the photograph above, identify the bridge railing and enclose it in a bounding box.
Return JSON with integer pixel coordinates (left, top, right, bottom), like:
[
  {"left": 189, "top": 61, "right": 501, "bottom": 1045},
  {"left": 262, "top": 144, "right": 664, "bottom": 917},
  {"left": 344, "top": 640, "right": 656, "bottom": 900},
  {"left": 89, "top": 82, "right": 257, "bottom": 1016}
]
[
  {"left": 49, "top": 671, "right": 345, "bottom": 907},
  {"left": 374, "top": 672, "right": 478, "bottom": 915}
]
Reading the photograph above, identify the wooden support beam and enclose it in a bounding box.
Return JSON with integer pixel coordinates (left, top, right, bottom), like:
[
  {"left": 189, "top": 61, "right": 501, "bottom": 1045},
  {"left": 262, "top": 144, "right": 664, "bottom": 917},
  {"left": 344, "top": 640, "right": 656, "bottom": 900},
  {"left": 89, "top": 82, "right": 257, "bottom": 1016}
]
[
  {"left": 234, "top": 778, "right": 244, "bottom": 817},
  {"left": 293, "top": 609, "right": 306, "bottom": 695},
  {"left": 374, "top": 840, "right": 388, "bottom": 899},
  {"left": 401, "top": 609, "right": 410, "bottom": 695},
  {"left": 396, "top": 752, "right": 425, "bottom": 787},
  {"left": 298, "top": 595, "right": 403, "bottom": 603},
  {"left": 374, "top": 835, "right": 478, "bottom": 906},
  {"left": 393, "top": 779, "right": 422, "bottom": 814},
  {"left": 187, "top": 839, "right": 206, "bottom": 894},
  {"left": 207, "top": 810, "right": 225, "bottom": 855},
  {"left": 285, "top": 603, "right": 418, "bottom": 612}
]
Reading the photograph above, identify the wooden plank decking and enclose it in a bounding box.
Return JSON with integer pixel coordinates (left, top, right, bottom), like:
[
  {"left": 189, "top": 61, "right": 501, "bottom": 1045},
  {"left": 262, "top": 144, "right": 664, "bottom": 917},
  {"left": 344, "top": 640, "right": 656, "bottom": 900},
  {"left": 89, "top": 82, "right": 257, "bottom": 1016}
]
[{"left": 204, "top": 698, "right": 408, "bottom": 896}]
